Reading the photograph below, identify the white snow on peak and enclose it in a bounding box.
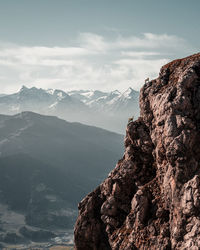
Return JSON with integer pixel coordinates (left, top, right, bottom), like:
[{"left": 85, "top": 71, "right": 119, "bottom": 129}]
[
  {"left": 53, "top": 90, "right": 68, "bottom": 101},
  {"left": 20, "top": 85, "right": 28, "bottom": 92},
  {"left": 56, "top": 92, "right": 64, "bottom": 100},
  {"left": 49, "top": 102, "right": 58, "bottom": 109},
  {"left": 110, "top": 90, "right": 121, "bottom": 95},
  {"left": 10, "top": 105, "right": 20, "bottom": 112},
  {"left": 81, "top": 91, "right": 95, "bottom": 98},
  {"left": 122, "top": 87, "right": 134, "bottom": 98},
  {"left": 114, "top": 87, "right": 138, "bottom": 101},
  {"left": 46, "top": 89, "right": 54, "bottom": 95}
]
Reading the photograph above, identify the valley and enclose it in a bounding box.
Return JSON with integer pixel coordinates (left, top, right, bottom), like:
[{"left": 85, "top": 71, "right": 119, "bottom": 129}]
[{"left": 0, "top": 111, "right": 124, "bottom": 248}]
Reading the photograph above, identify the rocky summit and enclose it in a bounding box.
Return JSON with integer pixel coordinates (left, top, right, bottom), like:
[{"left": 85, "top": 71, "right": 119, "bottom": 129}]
[{"left": 74, "top": 53, "right": 200, "bottom": 250}]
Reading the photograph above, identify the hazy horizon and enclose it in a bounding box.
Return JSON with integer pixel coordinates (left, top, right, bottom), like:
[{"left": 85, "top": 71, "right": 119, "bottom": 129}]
[
  {"left": 0, "top": 84, "right": 139, "bottom": 95},
  {"left": 0, "top": 0, "right": 199, "bottom": 94}
]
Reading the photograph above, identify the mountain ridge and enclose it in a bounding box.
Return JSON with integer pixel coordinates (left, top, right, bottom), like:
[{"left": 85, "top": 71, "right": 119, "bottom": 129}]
[
  {"left": 0, "top": 111, "right": 124, "bottom": 246},
  {"left": 0, "top": 86, "right": 139, "bottom": 133}
]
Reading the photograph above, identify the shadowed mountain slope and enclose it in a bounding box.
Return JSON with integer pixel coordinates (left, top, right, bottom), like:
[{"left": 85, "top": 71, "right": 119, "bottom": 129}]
[{"left": 0, "top": 112, "right": 123, "bottom": 244}]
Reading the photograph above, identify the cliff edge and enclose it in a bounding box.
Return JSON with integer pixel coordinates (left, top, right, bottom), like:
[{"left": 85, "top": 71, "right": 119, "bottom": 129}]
[{"left": 74, "top": 53, "right": 200, "bottom": 249}]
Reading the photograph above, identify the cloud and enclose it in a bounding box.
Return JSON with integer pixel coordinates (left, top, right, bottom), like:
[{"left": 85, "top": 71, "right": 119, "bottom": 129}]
[
  {"left": 0, "top": 32, "right": 194, "bottom": 93},
  {"left": 0, "top": 46, "right": 90, "bottom": 58},
  {"left": 120, "top": 51, "right": 162, "bottom": 58},
  {"left": 114, "top": 33, "right": 187, "bottom": 50},
  {"left": 78, "top": 33, "right": 188, "bottom": 51},
  {"left": 111, "top": 58, "right": 169, "bottom": 90},
  {"left": 79, "top": 33, "right": 108, "bottom": 52},
  {"left": 0, "top": 46, "right": 92, "bottom": 67}
]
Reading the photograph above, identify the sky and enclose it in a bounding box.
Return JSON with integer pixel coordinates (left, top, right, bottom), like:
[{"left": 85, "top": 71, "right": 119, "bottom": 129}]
[{"left": 0, "top": 0, "right": 199, "bottom": 94}]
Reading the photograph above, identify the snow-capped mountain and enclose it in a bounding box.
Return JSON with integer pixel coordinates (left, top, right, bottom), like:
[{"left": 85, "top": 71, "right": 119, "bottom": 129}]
[
  {"left": 0, "top": 85, "right": 84, "bottom": 114},
  {"left": 68, "top": 89, "right": 111, "bottom": 107},
  {"left": 86, "top": 90, "right": 121, "bottom": 109},
  {"left": 70, "top": 89, "right": 121, "bottom": 110},
  {"left": 107, "top": 87, "right": 139, "bottom": 114},
  {"left": 0, "top": 86, "right": 139, "bottom": 133}
]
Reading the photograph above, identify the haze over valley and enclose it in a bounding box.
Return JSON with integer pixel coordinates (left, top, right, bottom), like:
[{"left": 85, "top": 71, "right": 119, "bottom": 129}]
[
  {"left": 0, "top": 85, "right": 140, "bottom": 247},
  {"left": 0, "top": 85, "right": 140, "bottom": 134},
  {"left": 0, "top": 111, "right": 123, "bottom": 247}
]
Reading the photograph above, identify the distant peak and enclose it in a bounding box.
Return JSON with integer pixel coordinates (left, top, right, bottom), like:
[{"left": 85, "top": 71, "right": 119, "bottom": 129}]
[
  {"left": 20, "top": 85, "right": 40, "bottom": 92},
  {"left": 111, "top": 90, "right": 120, "bottom": 95},
  {"left": 20, "top": 85, "right": 28, "bottom": 91},
  {"left": 126, "top": 87, "right": 134, "bottom": 92},
  {"left": 123, "top": 87, "right": 137, "bottom": 95}
]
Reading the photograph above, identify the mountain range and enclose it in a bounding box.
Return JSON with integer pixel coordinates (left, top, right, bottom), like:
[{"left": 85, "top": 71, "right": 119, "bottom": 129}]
[
  {"left": 0, "top": 85, "right": 139, "bottom": 246},
  {"left": 0, "top": 86, "right": 139, "bottom": 133}
]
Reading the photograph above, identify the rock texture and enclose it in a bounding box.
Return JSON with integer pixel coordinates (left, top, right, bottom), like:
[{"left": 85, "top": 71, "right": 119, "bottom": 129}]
[{"left": 74, "top": 53, "right": 200, "bottom": 249}]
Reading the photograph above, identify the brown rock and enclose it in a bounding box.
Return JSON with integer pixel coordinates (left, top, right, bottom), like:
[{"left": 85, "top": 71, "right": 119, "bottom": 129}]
[{"left": 74, "top": 53, "right": 200, "bottom": 249}]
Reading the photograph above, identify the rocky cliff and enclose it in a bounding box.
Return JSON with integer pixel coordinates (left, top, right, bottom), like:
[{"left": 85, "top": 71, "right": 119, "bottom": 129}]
[{"left": 74, "top": 53, "right": 200, "bottom": 250}]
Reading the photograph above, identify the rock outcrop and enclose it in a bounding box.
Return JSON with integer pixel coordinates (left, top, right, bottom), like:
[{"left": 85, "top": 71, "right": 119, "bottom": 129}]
[{"left": 74, "top": 53, "right": 200, "bottom": 249}]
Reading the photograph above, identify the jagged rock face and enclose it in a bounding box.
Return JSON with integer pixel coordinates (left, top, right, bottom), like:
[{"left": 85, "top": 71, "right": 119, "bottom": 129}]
[{"left": 74, "top": 53, "right": 200, "bottom": 250}]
